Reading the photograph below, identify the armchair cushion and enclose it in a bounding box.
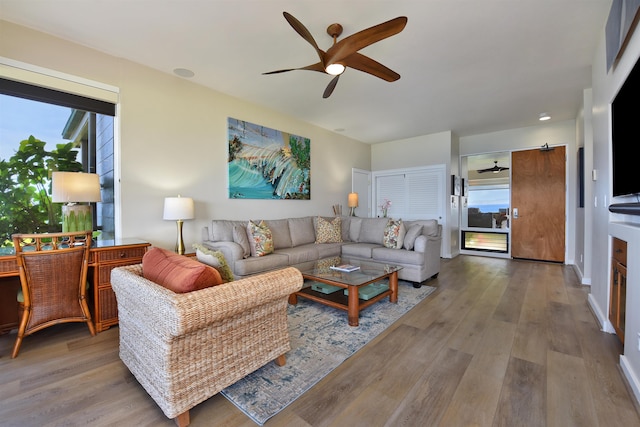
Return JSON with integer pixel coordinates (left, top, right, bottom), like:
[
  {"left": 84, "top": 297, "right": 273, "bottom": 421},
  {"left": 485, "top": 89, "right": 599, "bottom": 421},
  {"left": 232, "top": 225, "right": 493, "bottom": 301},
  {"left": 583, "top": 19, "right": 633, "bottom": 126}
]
[{"left": 142, "top": 247, "right": 222, "bottom": 293}]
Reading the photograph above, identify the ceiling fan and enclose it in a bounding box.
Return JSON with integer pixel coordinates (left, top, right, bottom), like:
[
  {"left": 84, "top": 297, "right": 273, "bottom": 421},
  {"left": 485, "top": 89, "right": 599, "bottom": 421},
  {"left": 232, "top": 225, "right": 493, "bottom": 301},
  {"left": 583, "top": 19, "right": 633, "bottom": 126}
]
[
  {"left": 477, "top": 161, "right": 509, "bottom": 174},
  {"left": 263, "top": 12, "right": 408, "bottom": 98}
]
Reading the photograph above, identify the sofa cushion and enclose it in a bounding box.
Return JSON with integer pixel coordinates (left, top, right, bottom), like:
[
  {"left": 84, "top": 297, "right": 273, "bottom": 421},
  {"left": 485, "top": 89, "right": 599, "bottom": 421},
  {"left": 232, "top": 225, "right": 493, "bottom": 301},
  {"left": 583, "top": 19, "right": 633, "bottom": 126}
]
[
  {"left": 275, "top": 244, "right": 319, "bottom": 264},
  {"left": 210, "top": 220, "right": 241, "bottom": 242},
  {"left": 316, "top": 242, "right": 343, "bottom": 259},
  {"left": 339, "top": 216, "right": 354, "bottom": 242},
  {"left": 247, "top": 220, "right": 274, "bottom": 257},
  {"left": 383, "top": 219, "right": 406, "bottom": 249},
  {"left": 142, "top": 247, "right": 223, "bottom": 293},
  {"left": 341, "top": 242, "right": 381, "bottom": 258},
  {"left": 264, "top": 219, "right": 292, "bottom": 249},
  {"left": 315, "top": 216, "right": 343, "bottom": 243},
  {"left": 288, "top": 216, "right": 316, "bottom": 246},
  {"left": 233, "top": 253, "right": 289, "bottom": 276},
  {"left": 192, "top": 243, "right": 234, "bottom": 282},
  {"left": 372, "top": 246, "right": 425, "bottom": 266},
  {"left": 347, "top": 217, "right": 362, "bottom": 242},
  {"left": 358, "top": 217, "right": 389, "bottom": 244},
  {"left": 233, "top": 224, "right": 251, "bottom": 258},
  {"left": 403, "top": 224, "right": 423, "bottom": 250}
]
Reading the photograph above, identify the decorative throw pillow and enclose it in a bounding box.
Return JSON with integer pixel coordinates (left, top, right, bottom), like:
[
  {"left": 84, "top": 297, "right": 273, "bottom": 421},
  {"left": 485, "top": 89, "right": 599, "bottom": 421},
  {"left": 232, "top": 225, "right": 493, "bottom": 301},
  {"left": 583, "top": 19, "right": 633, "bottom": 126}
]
[
  {"left": 192, "top": 243, "right": 234, "bottom": 282},
  {"left": 142, "top": 247, "right": 223, "bottom": 293},
  {"left": 383, "top": 219, "right": 405, "bottom": 249},
  {"left": 403, "top": 224, "right": 423, "bottom": 250},
  {"left": 315, "top": 216, "right": 343, "bottom": 243},
  {"left": 247, "top": 220, "right": 274, "bottom": 257},
  {"left": 232, "top": 224, "right": 251, "bottom": 258}
]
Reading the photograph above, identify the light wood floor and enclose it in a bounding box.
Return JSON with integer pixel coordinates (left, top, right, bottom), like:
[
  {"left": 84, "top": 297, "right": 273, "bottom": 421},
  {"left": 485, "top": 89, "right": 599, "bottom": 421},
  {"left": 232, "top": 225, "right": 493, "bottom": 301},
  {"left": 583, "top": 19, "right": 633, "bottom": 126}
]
[{"left": 1, "top": 255, "right": 639, "bottom": 427}]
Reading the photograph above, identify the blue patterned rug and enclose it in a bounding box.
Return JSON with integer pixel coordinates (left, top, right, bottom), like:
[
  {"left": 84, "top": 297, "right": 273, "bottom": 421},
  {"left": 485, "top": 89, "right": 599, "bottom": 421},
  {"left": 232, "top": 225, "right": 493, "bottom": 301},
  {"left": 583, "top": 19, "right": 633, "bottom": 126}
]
[{"left": 220, "top": 281, "right": 437, "bottom": 425}]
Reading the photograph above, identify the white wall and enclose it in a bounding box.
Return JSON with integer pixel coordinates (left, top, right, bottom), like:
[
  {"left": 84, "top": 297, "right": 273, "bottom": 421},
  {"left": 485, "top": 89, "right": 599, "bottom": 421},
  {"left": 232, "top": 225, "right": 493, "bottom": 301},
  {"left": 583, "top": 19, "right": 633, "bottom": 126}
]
[
  {"left": 0, "top": 20, "right": 371, "bottom": 251},
  {"left": 590, "top": 12, "right": 640, "bottom": 403}
]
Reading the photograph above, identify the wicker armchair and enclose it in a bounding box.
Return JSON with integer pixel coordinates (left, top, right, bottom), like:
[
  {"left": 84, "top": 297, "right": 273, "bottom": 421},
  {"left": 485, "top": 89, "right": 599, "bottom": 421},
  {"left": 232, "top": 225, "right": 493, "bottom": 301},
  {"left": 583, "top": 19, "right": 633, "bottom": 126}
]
[
  {"left": 110, "top": 264, "right": 303, "bottom": 427},
  {"left": 11, "top": 232, "right": 96, "bottom": 358}
]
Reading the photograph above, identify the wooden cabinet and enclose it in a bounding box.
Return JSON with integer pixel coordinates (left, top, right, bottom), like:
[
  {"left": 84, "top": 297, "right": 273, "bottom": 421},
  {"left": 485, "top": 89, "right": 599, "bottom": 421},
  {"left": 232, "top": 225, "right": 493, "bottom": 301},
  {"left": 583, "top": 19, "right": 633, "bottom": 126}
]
[
  {"left": 609, "top": 237, "right": 627, "bottom": 343},
  {"left": 0, "top": 238, "right": 149, "bottom": 334},
  {"left": 89, "top": 239, "right": 150, "bottom": 332}
]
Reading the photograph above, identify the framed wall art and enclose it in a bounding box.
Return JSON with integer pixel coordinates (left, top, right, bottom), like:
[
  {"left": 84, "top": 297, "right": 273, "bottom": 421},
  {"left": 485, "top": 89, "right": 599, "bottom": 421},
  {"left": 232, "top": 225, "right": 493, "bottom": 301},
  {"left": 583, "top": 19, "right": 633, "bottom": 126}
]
[{"left": 227, "top": 117, "right": 311, "bottom": 200}]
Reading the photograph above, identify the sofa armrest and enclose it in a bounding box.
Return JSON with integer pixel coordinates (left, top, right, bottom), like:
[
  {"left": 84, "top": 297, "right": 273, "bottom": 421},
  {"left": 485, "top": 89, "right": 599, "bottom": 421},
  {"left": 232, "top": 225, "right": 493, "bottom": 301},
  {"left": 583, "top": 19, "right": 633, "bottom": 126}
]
[{"left": 111, "top": 265, "right": 303, "bottom": 337}]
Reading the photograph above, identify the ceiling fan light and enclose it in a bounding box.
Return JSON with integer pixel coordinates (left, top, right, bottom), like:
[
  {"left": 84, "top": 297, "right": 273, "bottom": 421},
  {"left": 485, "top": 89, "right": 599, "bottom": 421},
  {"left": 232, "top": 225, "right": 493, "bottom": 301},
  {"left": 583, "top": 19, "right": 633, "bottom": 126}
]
[
  {"left": 325, "top": 63, "right": 345, "bottom": 76},
  {"left": 539, "top": 112, "right": 551, "bottom": 121}
]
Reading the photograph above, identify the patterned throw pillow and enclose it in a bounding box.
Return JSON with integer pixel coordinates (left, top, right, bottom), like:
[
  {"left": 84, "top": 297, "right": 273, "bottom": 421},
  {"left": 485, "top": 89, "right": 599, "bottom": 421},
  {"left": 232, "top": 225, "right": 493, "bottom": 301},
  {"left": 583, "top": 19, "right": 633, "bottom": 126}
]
[
  {"left": 247, "top": 220, "right": 274, "bottom": 257},
  {"left": 383, "top": 219, "right": 406, "bottom": 249},
  {"left": 315, "top": 216, "right": 343, "bottom": 243},
  {"left": 192, "top": 243, "right": 235, "bottom": 282}
]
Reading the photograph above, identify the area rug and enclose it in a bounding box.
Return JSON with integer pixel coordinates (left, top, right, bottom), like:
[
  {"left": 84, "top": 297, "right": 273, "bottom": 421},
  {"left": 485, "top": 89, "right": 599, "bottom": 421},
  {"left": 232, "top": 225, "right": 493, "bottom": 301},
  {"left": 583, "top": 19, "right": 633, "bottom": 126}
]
[{"left": 220, "top": 281, "right": 437, "bottom": 425}]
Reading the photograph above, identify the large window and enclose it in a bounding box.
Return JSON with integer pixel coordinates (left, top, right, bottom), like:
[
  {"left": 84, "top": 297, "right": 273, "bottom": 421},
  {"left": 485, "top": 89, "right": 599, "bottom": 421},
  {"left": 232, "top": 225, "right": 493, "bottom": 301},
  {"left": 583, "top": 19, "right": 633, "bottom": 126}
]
[{"left": 0, "top": 78, "right": 116, "bottom": 250}]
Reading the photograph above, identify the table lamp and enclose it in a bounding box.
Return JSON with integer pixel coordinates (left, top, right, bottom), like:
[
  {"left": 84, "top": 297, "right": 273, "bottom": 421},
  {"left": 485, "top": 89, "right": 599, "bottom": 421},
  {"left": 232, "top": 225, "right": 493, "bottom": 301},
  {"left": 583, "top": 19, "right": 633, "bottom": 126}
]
[
  {"left": 51, "top": 172, "right": 101, "bottom": 232},
  {"left": 348, "top": 192, "right": 359, "bottom": 216},
  {"left": 163, "top": 195, "right": 195, "bottom": 255}
]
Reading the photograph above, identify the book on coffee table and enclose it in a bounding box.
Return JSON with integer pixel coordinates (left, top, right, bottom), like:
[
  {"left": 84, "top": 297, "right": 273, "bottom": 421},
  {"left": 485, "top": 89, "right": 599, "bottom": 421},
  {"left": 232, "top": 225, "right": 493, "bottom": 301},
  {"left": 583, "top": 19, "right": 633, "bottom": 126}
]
[{"left": 330, "top": 264, "right": 360, "bottom": 272}]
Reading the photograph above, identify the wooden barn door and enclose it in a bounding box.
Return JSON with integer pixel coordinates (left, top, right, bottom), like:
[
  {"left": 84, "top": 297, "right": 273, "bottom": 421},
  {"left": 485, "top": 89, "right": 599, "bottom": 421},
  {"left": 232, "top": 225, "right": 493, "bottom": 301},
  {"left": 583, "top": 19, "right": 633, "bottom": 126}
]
[{"left": 511, "top": 146, "right": 565, "bottom": 262}]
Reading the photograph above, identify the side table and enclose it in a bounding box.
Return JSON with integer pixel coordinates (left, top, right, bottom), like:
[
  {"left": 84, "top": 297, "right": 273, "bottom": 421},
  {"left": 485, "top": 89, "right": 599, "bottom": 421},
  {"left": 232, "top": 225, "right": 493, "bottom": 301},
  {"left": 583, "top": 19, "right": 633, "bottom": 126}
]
[{"left": 89, "top": 239, "right": 150, "bottom": 332}]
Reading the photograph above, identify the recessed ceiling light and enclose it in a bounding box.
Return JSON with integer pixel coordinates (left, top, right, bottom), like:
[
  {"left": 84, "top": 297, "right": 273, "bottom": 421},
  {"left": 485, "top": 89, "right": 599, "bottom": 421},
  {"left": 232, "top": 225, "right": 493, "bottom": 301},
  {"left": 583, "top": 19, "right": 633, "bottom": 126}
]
[
  {"left": 539, "top": 112, "right": 551, "bottom": 121},
  {"left": 173, "top": 68, "right": 195, "bottom": 78}
]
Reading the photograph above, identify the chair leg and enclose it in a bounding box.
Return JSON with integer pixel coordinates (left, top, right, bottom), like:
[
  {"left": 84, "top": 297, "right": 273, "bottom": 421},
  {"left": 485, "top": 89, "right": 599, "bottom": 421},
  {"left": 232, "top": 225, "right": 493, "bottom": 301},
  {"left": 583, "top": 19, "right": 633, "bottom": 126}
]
[
  {"left": 275, "top": 354, "right": 286, "bottom": 366},
  {"left": 11, "top": 304, "right": 30, "bottom": 358},
  {"left": 80, "top": 296, "right": 96, "bottom": 336},
  {"left": 174, "top": 410, "right": 190, "bottom": 427}
]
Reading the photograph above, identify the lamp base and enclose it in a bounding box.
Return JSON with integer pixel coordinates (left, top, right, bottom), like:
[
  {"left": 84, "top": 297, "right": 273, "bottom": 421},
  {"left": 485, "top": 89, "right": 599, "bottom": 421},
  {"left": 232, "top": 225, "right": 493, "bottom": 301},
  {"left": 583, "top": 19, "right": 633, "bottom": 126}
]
[
  {"left": 62, "top": 204, "right": 93, "bottom": 232},
  {"left": 349, "top": 207, "right": 357, "bottom": 217},
  {"left": 175, "top": 220, "right": 185, "bottom": 255}
]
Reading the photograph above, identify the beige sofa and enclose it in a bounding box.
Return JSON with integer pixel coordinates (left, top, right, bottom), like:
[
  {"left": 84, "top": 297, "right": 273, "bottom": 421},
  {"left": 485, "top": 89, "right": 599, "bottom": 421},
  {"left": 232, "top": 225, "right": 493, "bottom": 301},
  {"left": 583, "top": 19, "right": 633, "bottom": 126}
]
[
  {"left": 110, "top": 264, "right": 303, "bottom": 426},
  {"left": 201, "top": 216, "right": 442, "bottom": 285}
]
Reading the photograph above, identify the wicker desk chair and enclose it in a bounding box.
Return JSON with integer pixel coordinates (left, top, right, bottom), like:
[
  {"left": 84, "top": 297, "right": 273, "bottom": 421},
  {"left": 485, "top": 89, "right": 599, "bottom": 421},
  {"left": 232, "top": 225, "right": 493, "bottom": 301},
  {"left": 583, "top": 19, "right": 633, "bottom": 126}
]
[{"left": 11, "top": 232, "right": 96, "bottom": 358}]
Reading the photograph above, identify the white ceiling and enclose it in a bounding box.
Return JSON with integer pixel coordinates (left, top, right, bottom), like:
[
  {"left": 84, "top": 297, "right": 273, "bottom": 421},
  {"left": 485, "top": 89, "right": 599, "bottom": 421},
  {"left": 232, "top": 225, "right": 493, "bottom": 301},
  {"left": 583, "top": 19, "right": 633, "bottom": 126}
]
[{"left": 0, "top": 1, "right": 612, "bottom": 144}]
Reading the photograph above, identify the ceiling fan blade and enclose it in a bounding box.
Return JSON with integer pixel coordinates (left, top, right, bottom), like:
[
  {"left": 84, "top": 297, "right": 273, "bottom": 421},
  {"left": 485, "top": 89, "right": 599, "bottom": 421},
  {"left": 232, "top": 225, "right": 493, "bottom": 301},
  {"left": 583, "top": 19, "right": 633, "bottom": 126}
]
[
  {"left": 323, "top": 75, "right": 340, "bottom": 98},
  {"left": 283, "top": 12, "right": 326, "bottom": 63},
  {"left": 324, "top": 16, "right": 407, "bottom": 66},
  {"left": 343, "top": 52, "right": 400, "bottom": 82},
  {"left": 263, "top": 62, "right": 325, "bottom": 75}
]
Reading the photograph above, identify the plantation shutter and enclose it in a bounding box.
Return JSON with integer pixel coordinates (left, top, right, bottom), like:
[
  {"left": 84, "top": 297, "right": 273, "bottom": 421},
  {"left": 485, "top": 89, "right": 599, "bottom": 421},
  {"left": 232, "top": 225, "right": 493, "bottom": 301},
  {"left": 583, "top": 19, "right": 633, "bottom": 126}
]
[{"left": 373, "top": 166, "right": 444, "bottom": 221}]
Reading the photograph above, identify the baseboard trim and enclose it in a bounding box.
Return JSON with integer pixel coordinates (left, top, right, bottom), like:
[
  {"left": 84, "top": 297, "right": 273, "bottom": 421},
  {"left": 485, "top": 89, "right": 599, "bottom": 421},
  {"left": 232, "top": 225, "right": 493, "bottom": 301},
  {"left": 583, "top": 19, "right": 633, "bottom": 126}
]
[
  {"left": 587, "top": 293, "right": 615, "bottom": 334},
  {"left": 621, "top": 355, "right": 640, "bottom": 408}
]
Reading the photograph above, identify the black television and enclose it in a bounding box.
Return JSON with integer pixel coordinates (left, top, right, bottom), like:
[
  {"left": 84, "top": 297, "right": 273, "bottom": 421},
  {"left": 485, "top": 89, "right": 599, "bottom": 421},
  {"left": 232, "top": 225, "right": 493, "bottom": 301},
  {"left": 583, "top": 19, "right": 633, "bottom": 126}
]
[{"left": 611, "top": 54, "right": 640, "bottom": 199}]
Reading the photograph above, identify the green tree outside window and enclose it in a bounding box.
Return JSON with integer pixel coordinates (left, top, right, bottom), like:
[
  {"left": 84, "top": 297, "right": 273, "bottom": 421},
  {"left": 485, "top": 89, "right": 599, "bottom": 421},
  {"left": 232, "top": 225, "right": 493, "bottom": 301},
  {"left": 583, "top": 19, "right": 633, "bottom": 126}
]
[{"left": 0, "top": 135, "right": 82, "bottom": 251}]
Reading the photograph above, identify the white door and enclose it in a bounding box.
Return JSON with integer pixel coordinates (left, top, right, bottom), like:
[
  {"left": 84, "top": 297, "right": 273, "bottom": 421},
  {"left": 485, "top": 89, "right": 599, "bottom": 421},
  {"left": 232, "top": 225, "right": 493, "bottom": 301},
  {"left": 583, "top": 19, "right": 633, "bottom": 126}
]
[{"left": 352, "top": 168, "right": 370, "bottom": 217}]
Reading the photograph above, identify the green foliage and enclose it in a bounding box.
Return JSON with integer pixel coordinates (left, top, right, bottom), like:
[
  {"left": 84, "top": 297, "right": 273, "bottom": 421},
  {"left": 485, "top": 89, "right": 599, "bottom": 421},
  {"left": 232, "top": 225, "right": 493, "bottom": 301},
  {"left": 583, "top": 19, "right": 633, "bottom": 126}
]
[
  {"left": 228, "top": 135, "right": 243, "bottom": 162},
  {"left": 289, "top": 136, "right": 310, "bottom": 170},
  {"left": 0, "top": 135, "right": 82, "bottom": 247}
]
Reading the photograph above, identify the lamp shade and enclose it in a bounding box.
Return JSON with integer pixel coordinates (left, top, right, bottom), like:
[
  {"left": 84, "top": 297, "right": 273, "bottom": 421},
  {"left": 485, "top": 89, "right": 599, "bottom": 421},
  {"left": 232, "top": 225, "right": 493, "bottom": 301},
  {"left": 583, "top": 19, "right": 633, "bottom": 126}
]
[
  {"left": 51, "top": 172, "right": 101, "bottom": 203},
  {"left": 163, "top": 196, "right": 195, "bottom": 220},
  {"left": 348, "top": 192, "right": 359, "bottom": 208}
]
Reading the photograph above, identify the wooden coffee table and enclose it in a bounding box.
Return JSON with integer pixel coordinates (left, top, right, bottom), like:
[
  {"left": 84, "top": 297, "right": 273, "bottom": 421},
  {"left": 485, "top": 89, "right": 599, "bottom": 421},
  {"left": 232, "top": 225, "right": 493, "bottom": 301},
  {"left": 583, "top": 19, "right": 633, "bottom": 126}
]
[{"left": 290, "top": 257, "right": 402, "bottom": 326}]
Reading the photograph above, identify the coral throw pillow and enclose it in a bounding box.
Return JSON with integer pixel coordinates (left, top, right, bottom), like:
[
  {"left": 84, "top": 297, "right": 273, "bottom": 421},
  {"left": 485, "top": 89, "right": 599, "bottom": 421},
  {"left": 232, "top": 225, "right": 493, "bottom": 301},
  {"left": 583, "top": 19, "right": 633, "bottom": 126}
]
[
  {"left": 315, "top": 216, "right": 343, "bottom": 243},
  {"left": 247, "top": 220, "right": 274, "bottom": 257},
  {"left": 142, "top": 247, "right": 223, "bottom": 293},
  {"left": 383, "top": 219, "right": 406, "bottom": 249}
]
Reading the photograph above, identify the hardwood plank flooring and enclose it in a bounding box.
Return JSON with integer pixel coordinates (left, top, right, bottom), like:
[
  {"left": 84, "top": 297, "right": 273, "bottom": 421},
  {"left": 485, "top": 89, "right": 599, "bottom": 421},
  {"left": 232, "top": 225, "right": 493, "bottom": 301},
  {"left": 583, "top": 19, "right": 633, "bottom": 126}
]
[{"left": 1, "top": 255, "right": 639, "bottom": 426}]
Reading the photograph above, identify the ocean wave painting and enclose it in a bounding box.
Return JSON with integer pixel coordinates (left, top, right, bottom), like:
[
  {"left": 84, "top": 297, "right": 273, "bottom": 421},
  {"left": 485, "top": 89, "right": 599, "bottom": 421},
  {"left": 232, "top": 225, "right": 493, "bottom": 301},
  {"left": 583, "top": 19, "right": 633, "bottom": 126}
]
[{"left": 228, "top": 117, "right": 310, "bottom": 199}]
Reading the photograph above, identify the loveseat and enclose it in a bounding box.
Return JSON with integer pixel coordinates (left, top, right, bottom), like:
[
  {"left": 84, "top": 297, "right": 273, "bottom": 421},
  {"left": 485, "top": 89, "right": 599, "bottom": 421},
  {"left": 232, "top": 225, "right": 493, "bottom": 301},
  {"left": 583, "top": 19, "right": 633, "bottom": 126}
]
[
  {"left": 111, "top": 261, "right": 303, "bottom": 426},
  {"left": 201, "top": 216, "right": 441, "bottom": 284}
]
